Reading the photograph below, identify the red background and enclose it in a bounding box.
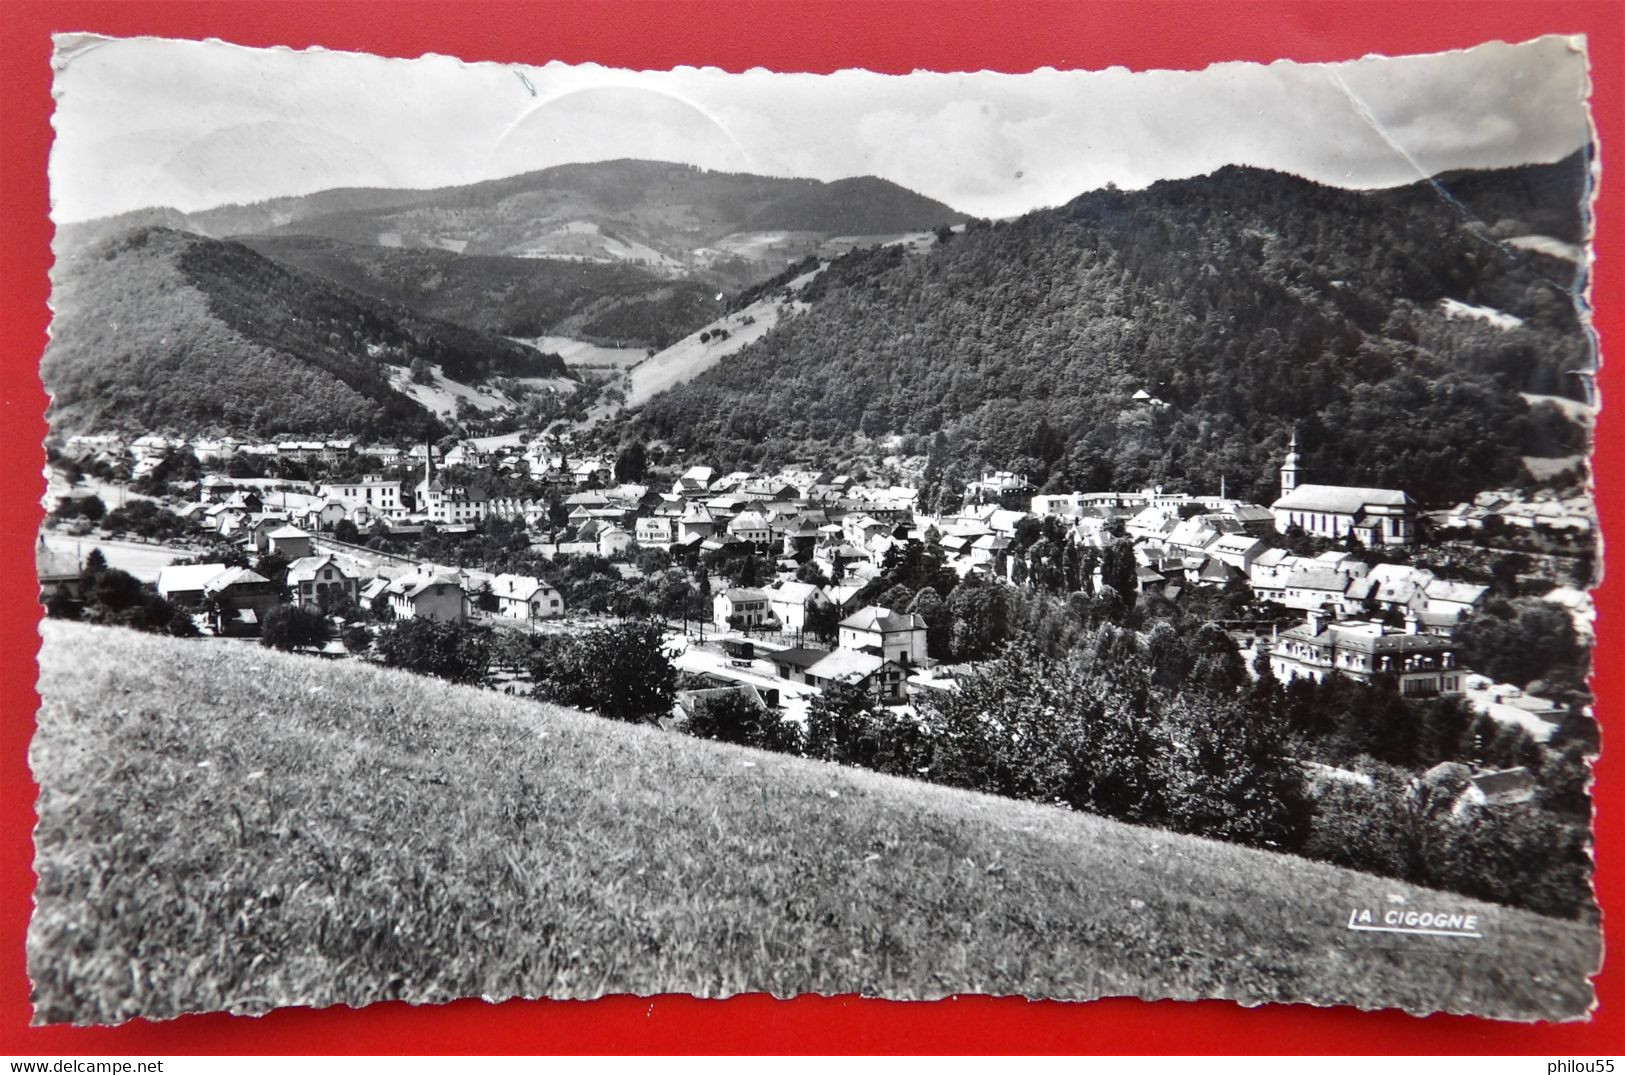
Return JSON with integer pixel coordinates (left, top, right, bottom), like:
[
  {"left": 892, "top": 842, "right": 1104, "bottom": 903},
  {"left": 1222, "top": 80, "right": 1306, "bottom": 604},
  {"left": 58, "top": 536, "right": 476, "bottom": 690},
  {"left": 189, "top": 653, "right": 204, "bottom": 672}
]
[{"left": 2, "top": 0, "right": 1622, "bottom": 1055}]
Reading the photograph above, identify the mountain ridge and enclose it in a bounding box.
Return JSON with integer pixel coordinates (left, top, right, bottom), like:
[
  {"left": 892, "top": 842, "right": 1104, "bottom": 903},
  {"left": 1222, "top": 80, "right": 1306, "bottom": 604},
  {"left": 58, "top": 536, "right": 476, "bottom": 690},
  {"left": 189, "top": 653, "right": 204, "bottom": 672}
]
[{"left": 57, "top": 159, "right": 972, "bottom": 290}]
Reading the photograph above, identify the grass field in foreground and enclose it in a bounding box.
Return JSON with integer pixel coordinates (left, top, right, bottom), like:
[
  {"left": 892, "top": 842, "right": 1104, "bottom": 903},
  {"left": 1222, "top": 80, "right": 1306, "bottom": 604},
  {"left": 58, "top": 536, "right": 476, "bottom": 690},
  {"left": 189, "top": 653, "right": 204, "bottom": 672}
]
[{"left": 29, "top": 621, "right": 1599, "bottom": 1024}]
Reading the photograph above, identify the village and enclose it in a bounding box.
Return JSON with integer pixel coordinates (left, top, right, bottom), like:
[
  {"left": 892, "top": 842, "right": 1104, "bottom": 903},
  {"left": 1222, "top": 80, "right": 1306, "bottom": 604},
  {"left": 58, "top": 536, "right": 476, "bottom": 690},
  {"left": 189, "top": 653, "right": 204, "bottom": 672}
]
[{"left": 38, "top": 424, "right": 1595, "bottom": 784}]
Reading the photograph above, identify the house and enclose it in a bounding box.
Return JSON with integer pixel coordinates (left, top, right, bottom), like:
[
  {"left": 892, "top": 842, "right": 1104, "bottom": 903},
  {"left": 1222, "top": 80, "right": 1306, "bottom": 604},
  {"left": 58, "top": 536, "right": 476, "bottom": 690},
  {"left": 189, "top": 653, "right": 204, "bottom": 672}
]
[
  {"left": 1270, "top": 434, "right": 1415, "bottom": 545},
  {"left": 964, "top": 470, "right": 1033, "bottom": 508},
  {"left": 673, "top": 465, "right": 715, "bottom": 498},
  {"left": 386, "top": 570, "right": 467, "bottom": 623},
  {"left": 772, "top": 646, "right": 832, "bottom": 683},
  {"left": 37, "top": 542, "right": 84, "bottom": 602},
  {"left": 778, "top": 515, "right": 824, "bottom": 559},
  {"left": 1192, "top": 557, "right": 1243, "bottom": 588},
  {"left": 970, "top": 533, "right": 1012, "bottom": 569},
  {"left": 417, "top": 478, "right": 489, "bottom": 525},
  {"left": 1165, "top": 518, "right": 1222, "bottom": 556},
  {"left": 1271, "top": 610, "right": 1462, "bottom": 696},
  {"left": 1453, "top": 767, "right": 1538, "bottom": 815},
  {"left": 813, "top": 543, "right": 870, "bottom": 579},
  {"left": 203, "top": 567, "right": 282, "bottom": 636},
  {"left": 265, "top": 525, "right": 314, "bottom": 560},
  {"left": 1275, "top": 566, "right": 1356, "bottom": 613},
  {"left": 489, "top": 574, "right": 565, "bottom": 621},
  {"left": 765, "top": 581, "right": 832, "bottom": 635},
  {"left": 571, "top": 458, "right": 610, "bottom": 488},
  {"left": 156, "top": 563, "right": 230, "bottom": 607},
  {"left": 597, "top": 525, "right": 635, "bottom": 558},
  {"left": 1222, "top": 504, "right": 1278, "bottom": 537},
  {"left": 1459, "top": 677, "right": 1564, "bottom": 742},
  {"left": 636, "top": 515, "right": 678, "bottom": 546},
  {"left": 359, "top": 576, "right": 390, "bottom": 608},
  {"left": 286, "top": 555, "right": 360, "bottom": 610},
  {"left": 1135, "top": 566, "right": 1168, "bottom": 595},
  {"left": 727, "top": 511, "right": 773, "bottom": 548},
  {"left": 1207, "top": 534, "right": 1268, "bottom": 573},
  {"left": 1422, "top": 578, "right": 1491, "bottom": 624},
  {"left": 713, "top": 588, "right": 775, "bottom": 631},
  {"left": 678, "top": 503, "right": 718, "bottom": 542},
  {"left": 843, "top": 514, "right": 893, "bottom": 548},
  {"left": 675, "top": 684, "right": 772, "bottom": 724},
  {"left": 1126, "top": 505, "right": 1180, "bottom": 543},
  {"left": 803, "top": 649, "right": 909, "bottom": 704},
  {"left": 246, "top": 514, "right": 292, "bottom": 553},
  {"left": 300, "top": 500, "right": 349, "bottom": 533},
  {"left": 838, "top": 606, "right": 928, "bottom": 667},
  {"left": 319, "top": 479, "right": 406, "bottom": 519}
]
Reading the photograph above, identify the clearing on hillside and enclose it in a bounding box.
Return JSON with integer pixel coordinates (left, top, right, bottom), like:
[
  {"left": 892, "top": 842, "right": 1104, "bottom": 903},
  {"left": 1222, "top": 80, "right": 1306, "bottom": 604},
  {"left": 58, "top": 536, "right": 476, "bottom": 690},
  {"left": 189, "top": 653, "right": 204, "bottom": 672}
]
[{"left": 29, "top": 621, "right": 1599, "bottom": 1024}]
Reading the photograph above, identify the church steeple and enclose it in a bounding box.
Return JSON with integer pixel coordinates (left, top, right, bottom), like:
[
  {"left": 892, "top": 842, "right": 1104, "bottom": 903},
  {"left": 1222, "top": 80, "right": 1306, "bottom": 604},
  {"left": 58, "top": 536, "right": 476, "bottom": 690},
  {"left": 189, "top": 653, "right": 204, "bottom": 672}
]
[{"left": 1280, "top": 430, "right": 1301, "bottom": 497}]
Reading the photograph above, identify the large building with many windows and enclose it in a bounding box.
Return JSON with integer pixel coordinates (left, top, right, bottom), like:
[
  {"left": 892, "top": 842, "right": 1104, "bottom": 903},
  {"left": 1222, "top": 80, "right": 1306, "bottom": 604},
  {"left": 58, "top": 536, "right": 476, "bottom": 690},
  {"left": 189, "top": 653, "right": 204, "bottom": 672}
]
[{"left": 1271, "top": 610, "right": 1462, "bottom": 697}]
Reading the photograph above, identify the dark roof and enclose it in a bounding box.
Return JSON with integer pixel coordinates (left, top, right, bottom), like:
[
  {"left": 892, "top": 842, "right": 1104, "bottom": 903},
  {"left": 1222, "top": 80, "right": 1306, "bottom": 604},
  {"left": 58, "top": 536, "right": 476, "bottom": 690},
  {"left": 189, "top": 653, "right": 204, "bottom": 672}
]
[{"left": 772, "top": 646, "right": 832, "bottom": 671}]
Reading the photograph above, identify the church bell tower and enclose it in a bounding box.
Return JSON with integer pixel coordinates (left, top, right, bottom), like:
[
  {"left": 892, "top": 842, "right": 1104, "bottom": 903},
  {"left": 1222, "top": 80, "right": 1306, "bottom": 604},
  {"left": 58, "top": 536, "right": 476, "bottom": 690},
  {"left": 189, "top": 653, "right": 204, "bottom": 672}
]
[{"left": 1280, "top": 431, "right": 1301, "bottom": 498}]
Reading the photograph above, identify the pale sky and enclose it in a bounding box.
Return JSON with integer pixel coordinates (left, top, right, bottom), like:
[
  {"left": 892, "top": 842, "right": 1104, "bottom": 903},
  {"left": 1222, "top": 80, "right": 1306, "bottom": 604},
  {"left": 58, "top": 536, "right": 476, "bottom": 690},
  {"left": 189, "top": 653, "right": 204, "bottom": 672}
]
[{"left": 50, "top": 33, "right": 1592, "bottom": 224}]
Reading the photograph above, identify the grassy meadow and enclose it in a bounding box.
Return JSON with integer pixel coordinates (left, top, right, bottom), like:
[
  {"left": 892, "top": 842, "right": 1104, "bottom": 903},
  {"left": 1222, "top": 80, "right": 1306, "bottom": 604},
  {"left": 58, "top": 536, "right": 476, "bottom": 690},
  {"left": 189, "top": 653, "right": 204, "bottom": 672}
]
[{"left": 29, "top": 621, "right": 1599, "bottom": 1024}]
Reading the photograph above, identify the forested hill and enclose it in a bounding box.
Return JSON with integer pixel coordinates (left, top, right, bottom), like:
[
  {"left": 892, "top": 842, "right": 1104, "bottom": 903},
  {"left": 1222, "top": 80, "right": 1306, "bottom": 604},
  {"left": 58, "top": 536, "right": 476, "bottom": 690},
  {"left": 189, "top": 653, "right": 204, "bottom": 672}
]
[
  {"left": 238, "top": 235, "right": 718, "bottom": 350},
  {"left": 629, "top": 153, "right": 1593, "bottom": 507},
  {"left": 43, "top": 227, "right": 567, "bottom": 439}
]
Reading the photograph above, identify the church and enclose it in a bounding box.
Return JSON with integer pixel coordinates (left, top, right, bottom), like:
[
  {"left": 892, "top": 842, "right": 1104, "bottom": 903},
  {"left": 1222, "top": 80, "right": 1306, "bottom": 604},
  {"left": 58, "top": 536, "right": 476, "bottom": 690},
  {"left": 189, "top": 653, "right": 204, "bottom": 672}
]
[{"left": 1269, "top": 433, "right": 1416, "bottom": 546}]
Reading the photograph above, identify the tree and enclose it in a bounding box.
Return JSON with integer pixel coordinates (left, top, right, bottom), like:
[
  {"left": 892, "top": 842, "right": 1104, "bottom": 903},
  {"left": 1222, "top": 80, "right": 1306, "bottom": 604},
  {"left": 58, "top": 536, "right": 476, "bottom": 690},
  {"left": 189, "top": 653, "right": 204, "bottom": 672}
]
[
  {"left": 375, "top": 619, "right": 492, "bottom": 685},
  {"left": 804, "top": 600, "right": 841, "bottom": 645},
  {"left": 614, "top": 440, "right": 649, "bottom": 483},
  {"left": 44, "top": 588, "right": 81, "bottom": 621},
  {"left": 532, "top": 620, "right": 676, "bottom": 722},
  {"left": 1188, "top": 624, "right": 1247, "bottom": 694},
  {"left": 907, "top": 586, "right": 953, "bottom": 660},
  {"left": 255, "top": 552, "right": 292, "bottom": 592},
  {"left": 682, "top": 690, "right": 802, "bottom": 753},
  {"left": 1098, "top": 538, "right": 1138, "bottom": 608},
  {"left": 878, "top": 583, "right": 914, "bottom": 612},
  {"left": 1454, "top": 598, "right": 1583, "bottom": 688},
  {"left": 946, "top": 580, "right": 1010, "bottom": 660},
  {"left": 51, "top": 494, "right": 105, "bottom": 522},
  {"left": 260, "top": 605, "right": 333, "bottom": 652},
  {"left": 341, "top": 623, "right": 372, "bottom": 654},
  {"left": 1152, "top": 694, "right": 1313, "bottom": 851},
  {"left": 804, "top": 680, "right": 903, "bottom": 769},
  {"left": 333, "top": 519, "right": 362, "bottom": 544}
]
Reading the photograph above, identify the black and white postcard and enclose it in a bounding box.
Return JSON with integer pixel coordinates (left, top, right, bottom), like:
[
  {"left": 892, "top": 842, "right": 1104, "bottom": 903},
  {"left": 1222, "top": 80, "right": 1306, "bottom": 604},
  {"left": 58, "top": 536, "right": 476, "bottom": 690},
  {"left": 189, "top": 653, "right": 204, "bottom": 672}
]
[{"left": 32, "top": 33, "right": 1600, "bottom": 1024}]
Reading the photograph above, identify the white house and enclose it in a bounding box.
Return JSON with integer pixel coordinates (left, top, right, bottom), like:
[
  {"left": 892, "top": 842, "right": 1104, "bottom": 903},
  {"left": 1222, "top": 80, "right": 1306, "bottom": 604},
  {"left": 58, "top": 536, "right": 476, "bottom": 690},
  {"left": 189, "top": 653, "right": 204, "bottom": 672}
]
[
  {"left": 714, "top": 588, "right": 774, "bottom": 631},
  {"left": 286, "top": 554, "right": 360, "bottom": 610},
  {"left": 386, "top": 570, "right": 466, "bottom": 623},
  {"left": 765, "top": 581, "right": 832, "bottom": 634},
  {"left": 489, "top": 574, "right": 565, "bottom": 621},
  {"left": 838, "top": 606, "right": 928, "bottom": 667}
]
